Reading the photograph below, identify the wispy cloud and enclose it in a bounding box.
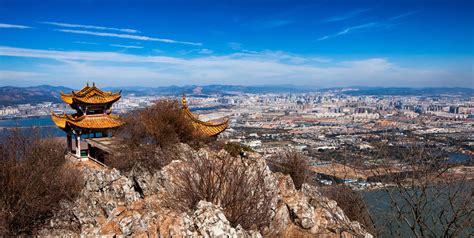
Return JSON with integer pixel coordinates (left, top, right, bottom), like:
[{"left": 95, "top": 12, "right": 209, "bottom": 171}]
[
  {"left": 0, "top": 46, "right": 186, "bottom": 64},
  {"left": 0, "top": 46, "right": 458, "bottom": 88},
  {"left": 389, "top": 11, "right": 418, "bottom": 21},
  {"left": 253, "top": 20, "right": 293, "bottom": 30},
  {"left": 322, "top": 9, "right": 369, "bottom": 22},
  {"left": 56, "top": 29, "right": 202, "bottom": 46},
  {"left": 317, "top": 22, "right": 381, "bottom": 41},
  {"left": 74, "top": 41, "right": 100, "bottom": 45},
  {"left": 41, "top": 21, "right": 139, "bottom": 33},
  {"left": 110, "top": 44, "right": 143, "bottom": 49},
  {"left": 199, "top": 48, "right": 213, "bottom": 54},
  {"left": 0, "top": 23, "right": 32, "bottom": 29},
  {"left": 0, "top": 70, "right": 45, "bottom": 79},
  {"left": 318, "top": 10, "right": 417, "bottom": 41}
]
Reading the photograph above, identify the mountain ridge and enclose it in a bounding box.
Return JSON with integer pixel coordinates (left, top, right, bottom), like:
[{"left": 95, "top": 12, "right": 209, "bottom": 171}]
[{"left": 0, "top": 85, "right": 472, "bottom": 106}]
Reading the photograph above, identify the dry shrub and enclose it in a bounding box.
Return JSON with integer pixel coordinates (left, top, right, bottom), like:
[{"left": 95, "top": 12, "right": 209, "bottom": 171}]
[
  {"left": 271, "top": 150, "right": 310, "bottom": 189},
  {"left": 211, "top": 142, "right": 253, "bottom": 157},
  {"left": 118, "top": 99, "right": 201, "bottom": 148},
  {"left": 109, "top": 99, "right": 203, "bottom": 172},
  {"left": 321, "top": 185, "right": 376, "bottom": 235},
  {"left": 0, "top": 129, "right": 82, "bottom": 235},
  {"left": 164, "top": 151, "right": 275, "bottom": 231}
]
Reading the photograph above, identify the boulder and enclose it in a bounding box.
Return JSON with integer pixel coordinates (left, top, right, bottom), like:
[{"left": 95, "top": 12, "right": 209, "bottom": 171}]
[{"left": 193, "top": 201, "right": 262, "bottom": 238}]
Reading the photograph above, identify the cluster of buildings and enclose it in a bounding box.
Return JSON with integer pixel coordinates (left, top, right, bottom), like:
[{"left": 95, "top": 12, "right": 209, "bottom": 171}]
[
  {"left": 1, "top": 87, "right": 472, "bottom": 187},
  {"left": 0, "top": 102, "right": 53, "bottom": 118}
]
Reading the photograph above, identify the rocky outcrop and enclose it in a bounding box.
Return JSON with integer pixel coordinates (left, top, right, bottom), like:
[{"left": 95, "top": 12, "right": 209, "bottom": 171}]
[
  {"left": 39, "top": 144, "right": 372, "bottom": 237},
  {"left": 194, "top": 201, "right": 261, "bottom": 238},
  {"left": 267, "top": 173, "right": 373, "bottom": 237}
]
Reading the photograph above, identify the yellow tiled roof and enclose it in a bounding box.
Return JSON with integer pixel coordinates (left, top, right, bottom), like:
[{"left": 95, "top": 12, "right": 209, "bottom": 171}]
[
  {"left": 60, "top": 83, "right": 121, "bottom": 105},
  {"left": 51, "top": 112, "right": 67, "bottom": 129},
  {"left": 191, "top": 119, "right": 229, "bottom": 137},
  {"left": 51, "top": 112, "right": 123, "bottom": 130},
  {"left": 181, "top": 96, "right": 228, "bottom": 137}
]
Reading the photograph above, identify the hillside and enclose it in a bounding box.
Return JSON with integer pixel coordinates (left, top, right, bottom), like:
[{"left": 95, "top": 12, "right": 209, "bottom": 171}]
[
  {"left": 0, "top": 85, "right": 73, "bottom": 106},
  {"left": 38, "top": 144, "right": 372, "bottom": 237}
]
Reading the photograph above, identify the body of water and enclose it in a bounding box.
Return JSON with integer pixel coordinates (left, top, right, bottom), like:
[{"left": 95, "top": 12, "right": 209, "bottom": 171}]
[
  {"left": 0, "top": 117, "right": 65, "bottom": 137},
  {"left": 362, "top": 182, "right": 473, "bottom": 237},
  {"left": 448, "top": 153, "right": 473, "bottom": 163}
]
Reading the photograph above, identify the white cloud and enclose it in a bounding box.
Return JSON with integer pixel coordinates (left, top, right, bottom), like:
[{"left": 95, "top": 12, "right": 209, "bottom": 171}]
[
  {"left": 0, "top": 23, "right": 31, "bottom": 29},
  {"left": 318, "top": 22, "right": 381, "bottom": 41},
  {"left": 110, "top": 44, "right": 144, "bottom": 49},
  {"left": 0, "top": 46, "right": 467, "bottom": 88},
  {"left": 318, "top": 10, "right": 416, "bottom": 41},
  {"left": 41, "top": 21, "right": 139, "bottom": 33},
  {"left": 199, "top": 49, "right": 213, "bottom": 54},
  {"left": 0, "top": 70, "right": 45, "bottom": 79},
  {"left": 56, "top": 29, "right": 202, "bottom": 46},
  {"left": 389, "top": 11, "right": 418, "bottom": 21},
  {"left": 74, "top": 41, "right": 100, "bottom": 45},
  {"left": 0, "top": 46, "right": 186, "bottom": 64}
]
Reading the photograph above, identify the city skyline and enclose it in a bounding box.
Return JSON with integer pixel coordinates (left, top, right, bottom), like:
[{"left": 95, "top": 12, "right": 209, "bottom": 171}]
[{"left": 0, "top": 0, "right": 473, "bottom": 88}]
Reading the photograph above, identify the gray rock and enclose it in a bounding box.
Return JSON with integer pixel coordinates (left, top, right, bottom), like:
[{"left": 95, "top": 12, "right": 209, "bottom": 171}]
[
  {"left": 193, "top": 200, "right": 262, "bottom": 238},
  {"left": 119, "top": 215, "right": 134, "bottom": 236}
]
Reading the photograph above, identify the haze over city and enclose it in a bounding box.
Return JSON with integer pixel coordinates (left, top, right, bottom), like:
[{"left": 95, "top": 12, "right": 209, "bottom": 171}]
[{"left": 0, "top": 0, "right": 472, "bottom": 88}]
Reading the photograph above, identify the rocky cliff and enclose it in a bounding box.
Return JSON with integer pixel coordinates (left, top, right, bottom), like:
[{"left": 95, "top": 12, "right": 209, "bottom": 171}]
[{"left": 39, "top": 144, "right": 372, "bottom": 237}]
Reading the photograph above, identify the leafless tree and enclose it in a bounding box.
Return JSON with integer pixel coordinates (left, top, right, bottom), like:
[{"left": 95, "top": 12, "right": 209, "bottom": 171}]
[
  {"left": 163, "top": 150, "right": 276, "bottom": 231},
  {"left": 270, "top": 150, "right": 310, "bottom": 189},
  {"left": 0, "top": 129, "right": 82, "bottom": 235},
  {"left": 370, "top": 142, "right": 473, "bottom": 237},
  {"left": 321, "top": 185, "right": 377, "bottom": 235}
]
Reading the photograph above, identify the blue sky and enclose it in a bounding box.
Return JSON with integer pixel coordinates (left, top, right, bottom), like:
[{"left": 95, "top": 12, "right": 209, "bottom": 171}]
[{"left": 0, "top": 0, "right": 472, "bottom": 88}]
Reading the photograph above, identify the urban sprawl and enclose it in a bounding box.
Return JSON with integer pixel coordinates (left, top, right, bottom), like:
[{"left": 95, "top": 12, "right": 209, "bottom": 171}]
[{"left": 1, "top": 89, "right": 473, "bottom": 189}]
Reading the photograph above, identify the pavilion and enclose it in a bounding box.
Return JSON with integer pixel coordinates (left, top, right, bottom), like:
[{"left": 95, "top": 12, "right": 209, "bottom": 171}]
[{"left": 51, "top": 83, "right": 123, "bottom": 162}]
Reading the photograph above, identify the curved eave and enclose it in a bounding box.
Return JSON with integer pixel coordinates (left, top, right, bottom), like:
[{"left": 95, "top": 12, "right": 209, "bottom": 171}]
[
  {"left": 192, "top": 120, "right": 229, "bottom": 137},
  {"left": 182, "top": 108, "right": 229, "bottom": 137},
  {"left": 60, "top": 92, "right": 73, "bottom": 104},
  {"left": 50, "top": 112, "right": 67, "bottom": 129},
  {"left": 66, "top": 114, "right": 124, "bottom": 129}
]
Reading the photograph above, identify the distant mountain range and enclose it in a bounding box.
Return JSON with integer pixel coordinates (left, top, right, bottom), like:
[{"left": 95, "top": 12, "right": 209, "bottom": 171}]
[
  {"left": 103, "top": 84, "right": 318, "bottom": 96},
  {"left": 0, "top": 85, "right": 472, "bottom": 106},
  {"left": 336, "top": 87, "right": 474, "bottom": 96},
  {"left": 0, "top": 85, "right": 73, "bottom": 106}
]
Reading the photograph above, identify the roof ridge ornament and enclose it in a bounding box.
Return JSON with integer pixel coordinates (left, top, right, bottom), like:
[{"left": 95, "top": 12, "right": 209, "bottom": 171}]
[{"left": 182, "top": 94, "right": 187, "bottom": 108}]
